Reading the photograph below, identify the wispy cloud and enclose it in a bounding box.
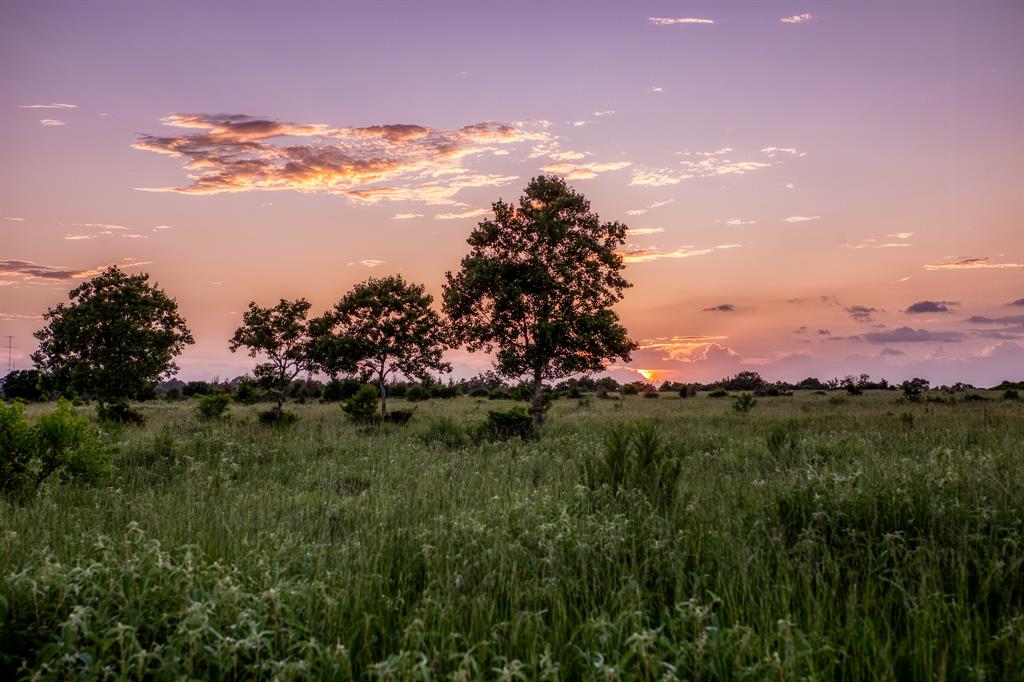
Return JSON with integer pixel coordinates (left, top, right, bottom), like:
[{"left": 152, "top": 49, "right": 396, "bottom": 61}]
[
  {"left": 923, "top": 257, "right": 1024, "bottom": 271},
  {"left": 40, "top": 119, "right": 65, "bottom": 126},
  {"left": 153, "top": 225, "right": 173, "bottom": 231},
  {"left": 780, "top": 13, "right": 814, "bottom": 24},
  {"left": 630, "top": 169, "right": 691, "bottom": 186},
  {"left": 591, "top": 110, "right": 616, "bottom": 117},
  {"left": 783, "top": 215, "right": 820, "bottom": 223},
  {"left": 650, "top": 86, "right": 664, "bottom": 93},
  {"left": 724, "top": 218, "right": 756, "bottom": 226},
  {"left": 17, "top": 103, "right": 77, "bottom": 109},
  {"left": 888, "top": 232, "right": 913, "bottom": 240},
  {"left": 621, "top": 243, "right": 740, "bottom": 264},
  {"left": 5, "top": 217, "right": 25, "bottom": 222},
  {"left": 540, "top": 161, "right": 631, "bottom": 180},
  {"left": 1010, "top": 299, "right": 1024, "bottom": 307},
  {"left": 348, "top": 259, "right": 385, "bottom": 268},
  {"left": 760, "top": 146, "right": 804, "bottom": 158},
  {"left": 135, "top": 113, "right": 547, "bottom": 205},
  {"left": 702, "top": 303, "right": 735, "bottom": 312},
  {"left": 392, "top": 213, "right": 424, "bottom": 220},
  {"left": 649, "top": 17, "right": 715, "bottom": 25},
  {"left": 638, "top": 335, "right": 729, "bottom": 361},
  {"left": 844, "top": 238, "right": 911, "bottom": 249},
  {"left": 0, "top": 258, "right": 150, "bottom": 285},
  {"left": 434, "top": 208, "right": 488, "bottom": 220},
  {"left": 626, "top": 227, "right": 664, "bottom": 236},
  {"left": 856, "top": 327, "right": 965, "bottom": 344},
  {"left": 846, "top": 305, "right": 878, "bottom": 322}
]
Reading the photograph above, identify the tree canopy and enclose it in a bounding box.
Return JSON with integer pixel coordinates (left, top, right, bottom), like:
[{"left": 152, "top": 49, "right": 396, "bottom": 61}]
[
  {"left": 313, "top": 275, "right": 451, "bottom": 416},
  {"left": 443, "top": 175, "right": 637, "bottom": 424},
  {"left": 31, "top": 267, "right": 193, "bottom": 409},
  {"left": 229, "top": 298, "right": 314, "bottom": 417}
]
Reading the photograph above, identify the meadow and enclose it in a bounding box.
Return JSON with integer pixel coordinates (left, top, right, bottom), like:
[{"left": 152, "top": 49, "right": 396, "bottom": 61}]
[{"left": 2, "top": 390, "right": 1023, "bottom": 680}]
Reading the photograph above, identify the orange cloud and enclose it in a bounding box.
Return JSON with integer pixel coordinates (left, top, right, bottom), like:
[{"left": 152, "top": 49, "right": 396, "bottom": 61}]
[
  {"left": 134, "top": 113, "right": 548, "bottom": 204},
  {"left": 923, "top": 257, "right": 1024, "bottom": 271}
]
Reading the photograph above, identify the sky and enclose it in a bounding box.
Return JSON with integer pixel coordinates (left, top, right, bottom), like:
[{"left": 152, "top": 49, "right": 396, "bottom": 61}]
[{"left": 2, "top": 1, "right": 1022, "bottom": 386}]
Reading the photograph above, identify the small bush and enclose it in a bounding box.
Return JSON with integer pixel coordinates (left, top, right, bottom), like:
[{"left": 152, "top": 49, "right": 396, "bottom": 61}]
[
  {"left": 708, "top": 389, "right": 729, "bottom": 398},
  {"left": 343, "top": 385, "right": 380, "bottom": 424},
  {"left": 472, "top": 407, "right": 535, "bottom": 442},
  {"left": 419, "top": 416, "right": 467, "bottom": 450},
  {"left": 733, "top": 393, "right": 757, "bottom": 414},
  {"left": 642, "top": 390, "right": 659, "bottom": 399},
  {"left": 97, "top": 400, "right": 144, "bottom": 425},
  {"left": 406, "top": 385, "right": 430, "bottom": 402},
  {"left": 257, "top": 409, "right": 298, "bottom": 427},
  {"left": 1, "top": 400, "right": 112, "bottom": 499},
  {"left": 196, "top": 392, "right": 231, "bottom": 420},
  {"left": 582, "top": 422, "right": 683, "bottom": 512},
  {"left": 487, "top": 388, "right": 511, "bottom": 400},
  {"left": 621, "top": 384, "right": 640, "bottom": 396},
  {"left": 1004, "top": 388, "right": 1020, "bottom": 401},
  {"left": 321, "top": 378, "right": 361, "bottom": 402},
  {"left": 383, "top": 409, "right": 415, "bottom": 426},
  {"left": 232, "top": 381, "right": 262, "bottom": 404}
]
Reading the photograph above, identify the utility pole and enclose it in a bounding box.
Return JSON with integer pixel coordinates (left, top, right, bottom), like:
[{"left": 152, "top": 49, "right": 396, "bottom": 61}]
[{"left": 3, "top": 336, "right": 12, "bottom": 373}]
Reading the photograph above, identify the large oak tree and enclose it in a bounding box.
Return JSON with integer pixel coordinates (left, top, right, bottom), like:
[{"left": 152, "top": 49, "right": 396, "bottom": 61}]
[
  {"left": 443, "top": 175, "right": 637, "bottom": 425},
  {"left": 32, "top": 267, "right": 194, "bottom": 410}
]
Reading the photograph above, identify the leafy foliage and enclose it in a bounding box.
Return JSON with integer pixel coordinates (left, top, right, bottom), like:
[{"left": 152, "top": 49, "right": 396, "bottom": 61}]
[
  {"left": 901, "top": 377, "right": 930, "bottom": 402},
  {"left": 342, "top": 385, "right": 380, "bottom": 424},
  {"left": 313, "top": 275, "right": 450, "bottom": 417},
  {"left": 472, "top": 406, "right": 535, "bottom": 442},
  {"left": 31, "top": 267, "right": 193, "bottom": 410},
  {"left": 1, "top": 400, "right": 111, "bottom": 500},
  {"left": 443, "top": 176, "right": 636, "bottom": 425},
  {"left": 732, "top": 393, "right": 758, "bottom": 414},
  {"left": 1, "top": 369, "right": 46, "bottom": 402},
  {"left": 230, "top": 299, "right": 314, "bottom": 416},
  {"left": 196, "top": 392, "right": 231, "bottom": 420}
]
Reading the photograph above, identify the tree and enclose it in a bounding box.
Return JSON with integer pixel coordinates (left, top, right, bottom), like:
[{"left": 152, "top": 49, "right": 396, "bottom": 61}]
[
  {"left": 229, "top": 299, "right": 314, "bottom": 418},
  {"left": 312, "top": 275, "right": 451, "bottom": 417},
  {"left": 443, "top": 175, "right": 637, "bottom": 426},
  {"left": 32, "top": 267, "right": 193, "bottom": 412},
  {"left": 1, "top": 369, "right": 45, "bottom": 402}
]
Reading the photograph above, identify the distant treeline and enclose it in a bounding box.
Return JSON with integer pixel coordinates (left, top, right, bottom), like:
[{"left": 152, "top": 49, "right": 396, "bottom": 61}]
[{"left": 4, "top": 368, "right": 1021, "bottom": 403}]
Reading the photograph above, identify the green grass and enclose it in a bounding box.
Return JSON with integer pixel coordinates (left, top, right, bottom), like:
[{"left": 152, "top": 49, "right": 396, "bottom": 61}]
[{"left": 3, "top": 391, "right": 1023, "bottom": 679}]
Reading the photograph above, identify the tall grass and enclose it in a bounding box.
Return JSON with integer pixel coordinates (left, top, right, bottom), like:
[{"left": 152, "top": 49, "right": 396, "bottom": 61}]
[{"left": 2, "top": 391, "right": 1023, "bottom": 678}]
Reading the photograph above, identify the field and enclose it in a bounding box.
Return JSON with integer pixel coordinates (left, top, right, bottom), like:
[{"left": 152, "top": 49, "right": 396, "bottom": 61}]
[{"left": 2, "top": 391, "right": 1023, "bottom": 679}]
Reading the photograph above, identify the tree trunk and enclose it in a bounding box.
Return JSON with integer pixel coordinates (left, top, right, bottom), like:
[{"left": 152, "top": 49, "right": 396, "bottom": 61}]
[
  {"left": 530, "top": 366, "right": 545, "bottom": 427},
  {"left": 378, "top": 370, "right": 388, "bottom": 418}
]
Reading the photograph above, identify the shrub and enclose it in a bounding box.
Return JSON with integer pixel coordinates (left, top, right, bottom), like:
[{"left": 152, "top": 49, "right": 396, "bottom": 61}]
[
  {"left": 2, "top": 369, "right": 46, "bottom": 402},
  {"left": 732, "top": 393, "right": 757, "bottom": 414},
  {"left": 97, "top": 400, "right": 144, "bottom": 425},
  {"left": 1, "top": 400, "right": 111, "bottom": 500},
  {"left": 232, "top": 380, "right": 262, "bottom": 405},
  {"left": 708, "top": 389, "right": 729, "bottom": 398},
  {"left": 321, "top": 378, "right": 362, "bottom": 402},
  {"left": 418, "top": 416, "right": 467, "bottom": 449},
  {"left": 469, "top": 388, "right": 490, "bottom": 398},
  {"left": 406, "top": 385, "right": 430, "bottom": 402},
  {"left": 430, "top": 384, "right": 459, "bottom": 399},
  {"left": 182, "top": 380, "right": 213, "bottom": 397},
  {"left": 487, "top": 388, "right": 511, "bottom": 400},
  {"left": 621, "top": 383, "right": 640, "bottom": 395},
  {"left": 257, "top": 409, "right": 298, "bottom": 427},
  {"left": 901, "top": 377, "right": 930, "bottom": 402},
  {"left": 1004, "top": 388, "right": 1020, "bottom": 401},
  {"left": 582, "top": 422, "right": 683, "bottom": 512},
  {"left": 642, "top": 390, "right": 659, "bottom": 399},
  {"left": 343, "top": 385, "right": 380, "bottom": 424},
  {"left": 472, "top": 407, "right": 534, "bottom": 442},
  {"left": 196, "top": 392, "right": 231, "bottom": 420},
  {"left": 383, "top": 409, "right": 415, "bottom": 426}
]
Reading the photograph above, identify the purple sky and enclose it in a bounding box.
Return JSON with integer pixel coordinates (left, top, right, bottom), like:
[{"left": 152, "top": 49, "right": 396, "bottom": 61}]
[{"left": 2, "top": 1, "right": 1022, "bottom": 385}]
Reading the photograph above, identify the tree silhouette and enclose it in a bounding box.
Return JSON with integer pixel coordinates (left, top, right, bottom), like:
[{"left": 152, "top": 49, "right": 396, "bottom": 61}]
[
  {"left": 32, "top": 267, "right": 193, "bottom": 412},
  {"left": 229, "top": 298, "right": 314, "bottom": 418},
  {"left": 313, "top": 275, "right": 450, "bottom": 417},
  {"left": 443, "top": 175, "right": 637, "bottom": 425}
]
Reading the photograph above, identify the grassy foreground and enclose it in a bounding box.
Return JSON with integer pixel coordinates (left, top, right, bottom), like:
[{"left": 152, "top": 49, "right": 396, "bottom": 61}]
[{"left": 2, "top": 391, "right": 1023, "bottom": 679}]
